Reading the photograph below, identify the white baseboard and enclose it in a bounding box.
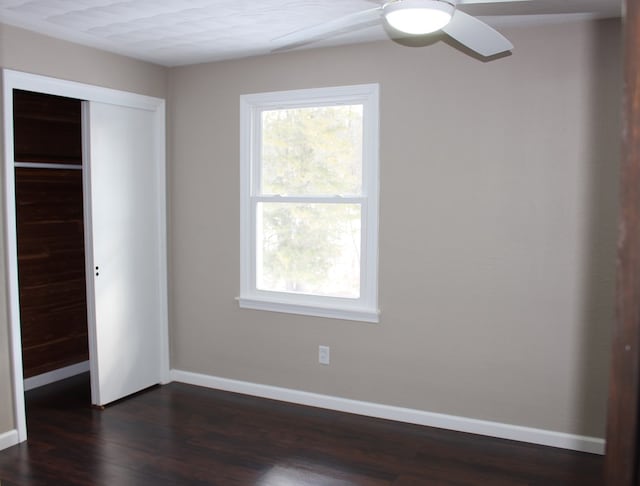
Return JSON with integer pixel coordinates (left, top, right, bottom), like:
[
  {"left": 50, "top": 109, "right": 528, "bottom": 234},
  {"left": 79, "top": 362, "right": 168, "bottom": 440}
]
[
  {"left": 24, "top": 361, "right": 90, "bottom": 391},
  {"left": 0, "top": 429, "right": 19, "bottom": 451},
  {"left": 170, "top": 369, "right": 605, "bottom": 455}
]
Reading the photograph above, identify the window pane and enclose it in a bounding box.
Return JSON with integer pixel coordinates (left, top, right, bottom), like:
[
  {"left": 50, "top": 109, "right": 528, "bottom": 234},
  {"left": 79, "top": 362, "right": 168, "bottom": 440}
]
[
  {"left": 261, "top": 105, "right": 363, "bottom": 195},
  {"left": 257, "top": 203, "right": 361, "bottom": 298}
]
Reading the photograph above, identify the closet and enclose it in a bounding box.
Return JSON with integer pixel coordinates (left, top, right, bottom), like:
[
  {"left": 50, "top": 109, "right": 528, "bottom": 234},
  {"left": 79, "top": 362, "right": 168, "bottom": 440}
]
[
  {"left": 4, "top": 69, "right": 169, "bottom": 442},
  {"left": 13, "top": 90, "right": 89, "bottom": 381}
]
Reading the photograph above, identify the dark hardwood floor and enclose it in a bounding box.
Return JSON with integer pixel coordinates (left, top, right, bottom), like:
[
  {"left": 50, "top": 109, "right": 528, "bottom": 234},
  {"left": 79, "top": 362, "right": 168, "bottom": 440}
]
[{"left": 0, "top": 374, "right": 603, "bottom": 485}]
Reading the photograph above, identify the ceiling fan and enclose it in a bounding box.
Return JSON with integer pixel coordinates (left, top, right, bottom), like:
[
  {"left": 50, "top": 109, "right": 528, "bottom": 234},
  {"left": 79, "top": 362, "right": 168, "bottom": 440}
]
[{"left": 273, "top": 0, "right": 530, "bottom": 58}]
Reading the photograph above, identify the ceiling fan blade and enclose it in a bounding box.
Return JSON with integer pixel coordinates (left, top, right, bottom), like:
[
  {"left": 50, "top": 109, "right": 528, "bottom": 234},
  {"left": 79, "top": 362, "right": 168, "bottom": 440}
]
[
  {"left": 272, "top": 7, "right": 382, "bottom": 50},
  {"left": 459, "top": 0, "right": 621, "bottom": 17},
  {"left": 441, "top": 10, "right": 513, "bottom": 57},
  {"left": 457, "top": 0, "right": 530, "bottom": 4}
]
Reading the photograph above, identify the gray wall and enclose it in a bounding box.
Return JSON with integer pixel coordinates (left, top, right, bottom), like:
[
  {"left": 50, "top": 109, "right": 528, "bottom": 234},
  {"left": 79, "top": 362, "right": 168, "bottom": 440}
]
[
  {"left": 168, "top": 19, "right": 621, "bottom": 438},
  {"left": 0, "top": 18, "right": 622, "bottom": 443},
  {"left": 0, "top": 22, "right": 168, "bottom": 436}
]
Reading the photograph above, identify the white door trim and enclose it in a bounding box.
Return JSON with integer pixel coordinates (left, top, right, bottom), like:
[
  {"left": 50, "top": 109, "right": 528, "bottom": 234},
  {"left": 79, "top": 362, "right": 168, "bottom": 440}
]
[{"left": 2, "top": 69, "right": 170, "bottom": 443}]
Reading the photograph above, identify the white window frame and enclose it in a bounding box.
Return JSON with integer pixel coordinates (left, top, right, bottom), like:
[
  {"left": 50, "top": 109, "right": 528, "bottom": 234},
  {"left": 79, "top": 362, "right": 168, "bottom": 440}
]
[{"left": 239, "top": 84, "right": 380, "bottom": 323}]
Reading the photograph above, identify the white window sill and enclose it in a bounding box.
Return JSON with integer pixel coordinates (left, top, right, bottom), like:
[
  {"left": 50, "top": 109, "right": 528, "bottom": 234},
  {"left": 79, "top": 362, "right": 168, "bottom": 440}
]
[{"left": 237, "top": 297, "right": 380, "bottom": 323}]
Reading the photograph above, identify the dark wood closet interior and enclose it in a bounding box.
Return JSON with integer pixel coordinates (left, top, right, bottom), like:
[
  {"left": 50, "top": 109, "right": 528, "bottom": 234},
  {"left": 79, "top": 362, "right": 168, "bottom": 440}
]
[{"left": 13, "top": 89, "right": 89, "bottom": 379}]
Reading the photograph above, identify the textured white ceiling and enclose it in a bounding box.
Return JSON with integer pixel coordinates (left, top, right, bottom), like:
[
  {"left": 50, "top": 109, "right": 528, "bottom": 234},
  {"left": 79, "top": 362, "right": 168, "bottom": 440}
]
[{"left": 0, "top": 0, "right": 623, "bottom": 67}]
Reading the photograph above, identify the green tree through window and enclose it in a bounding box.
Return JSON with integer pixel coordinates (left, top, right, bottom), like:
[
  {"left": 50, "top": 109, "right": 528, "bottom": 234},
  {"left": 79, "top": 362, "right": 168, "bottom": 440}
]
[{"left": 258, "top": 106, "right": 363, "bottom": 297}]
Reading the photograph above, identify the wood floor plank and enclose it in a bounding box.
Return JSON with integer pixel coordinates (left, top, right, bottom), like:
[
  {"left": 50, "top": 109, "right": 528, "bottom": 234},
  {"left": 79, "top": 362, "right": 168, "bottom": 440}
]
[{"left": 0, "top": 374, "right": 603, "bottom": 485}]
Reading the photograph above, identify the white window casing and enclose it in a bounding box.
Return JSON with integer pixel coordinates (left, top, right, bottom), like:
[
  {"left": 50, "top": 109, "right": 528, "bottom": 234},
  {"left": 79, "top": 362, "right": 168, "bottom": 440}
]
[{"left": 239, "top": 84, "right": 380, "bottom": 323}]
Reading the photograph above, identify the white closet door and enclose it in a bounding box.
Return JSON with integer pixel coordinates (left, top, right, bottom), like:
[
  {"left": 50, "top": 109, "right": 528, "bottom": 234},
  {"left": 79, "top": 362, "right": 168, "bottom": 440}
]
[{"left": 85, "top": 101, "right": 165, "bottom": 406}]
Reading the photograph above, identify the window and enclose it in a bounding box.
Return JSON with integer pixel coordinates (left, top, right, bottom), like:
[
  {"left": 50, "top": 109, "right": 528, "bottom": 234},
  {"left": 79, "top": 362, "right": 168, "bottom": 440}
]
[{"left": 239, "top": 84, "right": 380, "bottom": 322}]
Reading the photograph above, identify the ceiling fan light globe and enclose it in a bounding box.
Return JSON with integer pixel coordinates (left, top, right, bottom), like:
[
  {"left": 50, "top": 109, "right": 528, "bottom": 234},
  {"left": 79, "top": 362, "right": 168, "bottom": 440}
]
[{"left": 384, "top": 0, "right": 454, "bottom": 35}]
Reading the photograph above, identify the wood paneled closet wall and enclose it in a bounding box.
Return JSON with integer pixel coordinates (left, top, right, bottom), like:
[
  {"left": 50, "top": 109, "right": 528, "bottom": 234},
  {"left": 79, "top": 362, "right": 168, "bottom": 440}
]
[{"left": 13, "top": 89, "right": 89, "bottom": 378}]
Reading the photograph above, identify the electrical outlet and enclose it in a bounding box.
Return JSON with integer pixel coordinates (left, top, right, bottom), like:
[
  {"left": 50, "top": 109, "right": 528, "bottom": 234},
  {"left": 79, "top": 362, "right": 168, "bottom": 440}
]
[{"left": 318, "top": 345, "right": 330, "bottom": 365}]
